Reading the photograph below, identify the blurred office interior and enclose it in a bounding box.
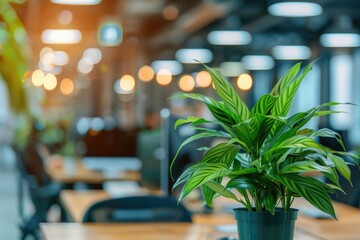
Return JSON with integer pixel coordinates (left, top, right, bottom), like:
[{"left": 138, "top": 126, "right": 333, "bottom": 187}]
[{"left": 1, "top": 0, "right": 360, "bottom": 239}]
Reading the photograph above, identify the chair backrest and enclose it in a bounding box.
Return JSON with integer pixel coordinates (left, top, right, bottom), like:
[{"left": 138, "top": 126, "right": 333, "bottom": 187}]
[
  {"left": 20, "top": 143, "right": 51, "bottom": 187},
  {"left": 82, "top": 195, "right": 192, "bottom": 223}
]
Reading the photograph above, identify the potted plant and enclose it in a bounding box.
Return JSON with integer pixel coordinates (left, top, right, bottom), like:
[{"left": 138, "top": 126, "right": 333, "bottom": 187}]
[{"left": 171, "top": 62, "right": 357, "bottom": 240}]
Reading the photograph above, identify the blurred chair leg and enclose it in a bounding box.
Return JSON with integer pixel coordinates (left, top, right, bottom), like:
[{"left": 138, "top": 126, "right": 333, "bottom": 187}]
[{"left": 19, "top": 199, "right": 52, "bottom": 240}]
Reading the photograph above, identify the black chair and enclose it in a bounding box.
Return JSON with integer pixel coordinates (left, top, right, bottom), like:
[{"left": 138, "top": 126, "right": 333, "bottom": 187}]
[
  {"left": 82, "top": 195, "right": 192, "bottom": 223},
  {"left": 15, "top": 145, "right": 64, "bottom": 240}
]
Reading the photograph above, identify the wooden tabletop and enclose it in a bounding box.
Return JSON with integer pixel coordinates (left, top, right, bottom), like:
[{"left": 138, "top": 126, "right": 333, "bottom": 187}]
[
  {"left": 45, "top": 157, "right": 141, "bottom": 184},
  {"left": 40, "top": 222, "right": 319, "bottom": 240},
  {"left": 59, "top": 190, "right": 360, "bottom": 239}
]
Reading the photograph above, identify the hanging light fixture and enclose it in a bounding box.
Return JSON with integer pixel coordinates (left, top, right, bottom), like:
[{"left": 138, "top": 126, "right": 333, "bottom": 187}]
[
  {"left": 320, "top": 15, "right": 360, "bottom": 48},
  {"left": 207, "top": 15, "right": 252, "bottom": 46},
  {"left": 272, "top": 45, "right": 312, "bottom": 60},
  {"left": 51, "top": 0, "right": 101, "bottom": 5},
  {"left": 268, "top": 0, "right": 323, "bottom": 17}
]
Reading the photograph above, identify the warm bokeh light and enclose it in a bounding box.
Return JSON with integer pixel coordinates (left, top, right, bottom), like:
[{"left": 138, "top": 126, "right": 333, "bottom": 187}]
[
  {"left": 119, "top": 74, "right": 135, "bottom": 92},
  {"left": 39, "top": 47, "right": 53, "bottom": 59},
  {"left": 162, "top": 4, "right": 179, "bottom": 21},
  {"left": 77, "top": 57, "right": 94, "bottom": 74},
  {"left": 60, "top": 78, "right": 74, "bottom": 95},
  {"left": 156, "top": 69, "right": 172, "bottom": 86},
  {"left": 195, "top": 71, "right": 212, "bottom": 87},
  {"left": 138, "top": 65, "right": 154, "bottom": 82},
  {"left": 44, "top": 73, "right": 57, "bottom": 90},
  {"left": 179, "top": 74, "right": 195, "bottom": 92},
  {"left": 237, "top": 73, "right": 253, "bottom": 91},
  {"left": 41, "top": 50, "right": 55, "bottom": 67},
  {"left": 31, "top": 69, "right": 45, "bottom": 86}
]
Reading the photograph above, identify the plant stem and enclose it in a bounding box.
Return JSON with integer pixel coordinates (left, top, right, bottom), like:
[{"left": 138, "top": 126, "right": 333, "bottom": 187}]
[
  {"left": 239, "top": 189, "right": 252, "bottom": 211},
  {"left": 243, "top": 190, "right": 252, "bottom": 211},
  {"left": 255, "top": 190, "right": 262, "bottom": 211},
  {"left": 281, "top": 197, "right": 286, "bottom": 210}
]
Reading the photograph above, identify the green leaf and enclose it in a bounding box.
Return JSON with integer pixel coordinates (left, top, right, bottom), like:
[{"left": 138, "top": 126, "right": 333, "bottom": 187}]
[
  {"left": 309, "top": 128, "right": 346, "bottom": 151},
  {"left": 170, "top": 130, "right": 231, "bottom": 179},
  {"left": 232, "top": 118, "right": 260, "bottom": 154},
  {"left": 279, "top": 161, "right": 332, "bottom": 175},
  {"left": 265, "top": 135, "right": 326, "bottom": 162},
  {"left": 203, "top": 64, "right": 250, "bottom": 122},
  {"left": 263, "top": 192, "right": 277, "bottom": 214},
  {"left": 227, "top": 138, "right": 251, "bottom": 152},
  {"left": 251, "top": 94, "right": 278, "bottom": 115},
  {"left": 200, "top": 142, "right": 239, "bottom": 166},
  {"left": 178, "top": 163, "right": 232, "bottom": 201},
  {"left": 174, "top": 116, "right": 214, "bottom": 129},
  {"left": 227, "top": 176, "right": 263, "bottom": 190},
  {"left": 204, "top": 180, "right": 240, "bottom": 203},
  {"left": 274, "top": 175, "right": 336, "bottom": 219},
  {"left": 327, "top": 153, "right": 352, "bottom": 183},
  {"left": 206, "top": 102, "right": 237, "bottom": 126},
  {"left": 201, "top": 178, "right": 222, "bottom": 207},
  {"left": 278, "top": 62, "right": 302, "bottom": 93},
  {"left": 271, "top": 62, "right": 301, "bottom": 96},
  {"left": 175, "top": 92, "right": 237, "bottom": 126},
  {"left": 272, "top": 63, "right": 313, "bottom": 117}
]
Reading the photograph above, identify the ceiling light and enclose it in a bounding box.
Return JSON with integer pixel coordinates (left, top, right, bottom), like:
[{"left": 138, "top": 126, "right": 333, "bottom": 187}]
[
  {"left": 268, "top": 1, "right": 323, "bottom": 17},
  {"left": 54, "top": 51, "right": 69, "bottom": 66},
  {"left": 83, "top": 48, "right": 102, "bottom": 64},
  {"left": 98, "top": 22, "right": 123, "bottom": 46},
  {"left": 151, "top": 60, "right": 183, "bottom": 75},
  {"left": 175, "top": 48, "right": 213, "bottom": 64},
  {"left": 51, "top": 0, "right": 101, "bottom": 5},
  {"left": 320, "top": 33, "right": 360, "bottom": 48},
  {"left": 320, "top": 16, "right": 360, "bottom": 48},
  {"left": 77, "top": 57, "right": 94, "bottom": 75},
  {"left": 207, "top": 30, "right": 252, "bottom": 45},
  {"left": 272, "top": 45, "right": 311, "bottom": 60},
  {"left": 242, "top": 55, "right": 274, "bottom": 70},
  {"left": 41, "top": 29, "right": 82, "bottom": 44}
]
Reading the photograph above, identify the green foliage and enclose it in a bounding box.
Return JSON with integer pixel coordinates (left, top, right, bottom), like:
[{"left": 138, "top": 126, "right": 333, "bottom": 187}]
[
  {"left": 0, "top": 2, "right": 30, "bottom": 113},
  {"left": 171, "top": 62, "right": 358, "bottom": 218}
]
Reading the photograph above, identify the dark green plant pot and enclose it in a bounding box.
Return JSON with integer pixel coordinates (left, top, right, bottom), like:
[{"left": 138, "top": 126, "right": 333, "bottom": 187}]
[{"left": 234, "top": 208, "right": 298, "bottom": 240}]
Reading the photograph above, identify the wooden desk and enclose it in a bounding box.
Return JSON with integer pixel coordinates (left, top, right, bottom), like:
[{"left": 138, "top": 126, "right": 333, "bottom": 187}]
[
  {"left": 40, "top": 222, "right": 319, "bottom": 240},
  {"left": 46, "top": 158, "right": 141, "bottom": 184},
  {"left": 60, "top": 190, "right": 360, "bottom": 239}
]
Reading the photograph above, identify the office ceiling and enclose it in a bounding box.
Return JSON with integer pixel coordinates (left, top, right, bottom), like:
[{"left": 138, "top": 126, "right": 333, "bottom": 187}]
[{"left": 8, "top": 0, "right": 360, "bottom": 79}]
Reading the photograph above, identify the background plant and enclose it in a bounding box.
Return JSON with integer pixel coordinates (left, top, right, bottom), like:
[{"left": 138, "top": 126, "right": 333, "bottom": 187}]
[{"left": 171, "top": 62, "right": 358, "bottom": 218}]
